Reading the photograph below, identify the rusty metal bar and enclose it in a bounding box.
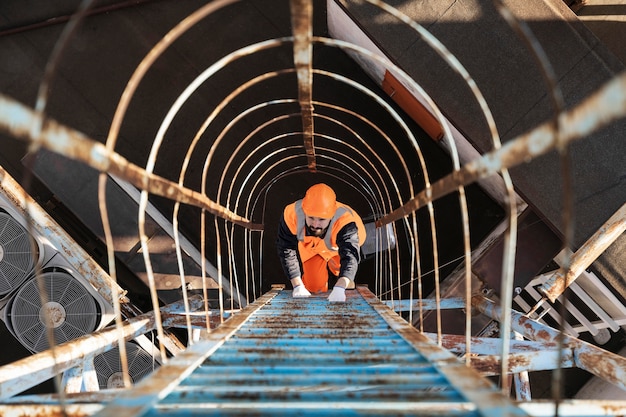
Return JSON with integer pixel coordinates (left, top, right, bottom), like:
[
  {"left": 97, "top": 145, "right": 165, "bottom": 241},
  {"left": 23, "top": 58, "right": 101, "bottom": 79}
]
[
  {"left": 375, "top": 72, "right": 626, "bottom": 227},
  {"left": 424, "top": 333, "right": 540, "bottom": 394},
  {"left": 424, "top": 333, "right": 561, "bottom": 355},
  {"left": 162, "top": 310, "right": 226, "bottom": 329},
  {"left": 0, "top": 317, "right": 152, "bottom": 399},
  {"left": 385, "top": 297, "right": 465, "bottom": 311},
  {"left": 514, "top": 367, "right": 532, "bottom": 401},
  {"left": 512, "top": 332, "right": 532, "bottom": 401},
  {"left": 63, "top": 359, "right": 99, "bottom": 393},
  {"left": 0, "top": 94, "right": 262, "bottom": 230},
  {"left": 0, "top": 297, "right": 202, "bottom": 399},
  {"left": 470, "top": 350, "right": 574, "bottom": 376},
  {"left": 473, "top": 295, "right": 626, "bottom": 392},
  {"left": 0, "top": 164, "right": 124, "bottom": 307},
  {"left": 290, "top": 0, "right": 316, "bottom": 170},
  {"left": 539, "top": 202, "right": 626, "bottom": 302}
]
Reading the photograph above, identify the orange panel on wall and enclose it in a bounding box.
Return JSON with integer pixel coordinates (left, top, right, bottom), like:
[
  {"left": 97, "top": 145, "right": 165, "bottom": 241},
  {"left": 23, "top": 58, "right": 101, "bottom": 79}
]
[{"left": 382, "top": 70, "right": 443, "bottom": 141}]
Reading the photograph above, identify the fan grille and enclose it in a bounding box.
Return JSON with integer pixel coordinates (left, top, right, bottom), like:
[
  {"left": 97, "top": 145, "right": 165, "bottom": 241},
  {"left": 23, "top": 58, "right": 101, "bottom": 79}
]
[
  {"left": 10, "top": 269, "right": 98, "bottom": 352},
  {"left": 0, "top": 212, "right": 38, "bottom": 297},
  {"left": 93, "top": 342, "right": 157, "bottom": 389}
]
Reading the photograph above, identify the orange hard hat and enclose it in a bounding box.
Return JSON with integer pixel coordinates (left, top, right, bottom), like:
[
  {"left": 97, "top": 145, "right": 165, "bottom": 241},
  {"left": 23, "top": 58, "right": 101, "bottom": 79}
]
[{"left": 301, "top": 183, "right": 337, "bottom": 218}]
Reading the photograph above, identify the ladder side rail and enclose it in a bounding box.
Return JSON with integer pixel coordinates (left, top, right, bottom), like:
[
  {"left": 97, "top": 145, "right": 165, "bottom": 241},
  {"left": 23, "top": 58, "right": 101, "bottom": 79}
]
[
  {"left": 90, "top": 286, "right": 283, "bottom": 417},
  {"left": 358, "top": 287, "right": 530, "bottom": 417}
]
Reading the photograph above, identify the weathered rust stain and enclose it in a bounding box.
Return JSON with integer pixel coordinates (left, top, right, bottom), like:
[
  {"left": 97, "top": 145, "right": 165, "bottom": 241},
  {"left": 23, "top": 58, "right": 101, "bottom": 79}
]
[
  {"left": 577, "top": 350, "right": 619, "bottom": 383},
  {"left": 289, "top": 0, "right": 316, "bottom": 170},
  {"left": 471, "top": 353, "right": 532, "bottom": 375}
]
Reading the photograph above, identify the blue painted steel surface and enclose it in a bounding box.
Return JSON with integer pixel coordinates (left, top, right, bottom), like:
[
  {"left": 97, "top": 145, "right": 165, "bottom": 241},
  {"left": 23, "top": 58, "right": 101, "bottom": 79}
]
[
  {"left": 131, "top": 288, "right": 525, "bottom": 416},
  {"left": 88, "top": 287, "right": 530, "bottom": 416},
  {"left": 385, "top": 297, "right": 466, "bottom": 312}
]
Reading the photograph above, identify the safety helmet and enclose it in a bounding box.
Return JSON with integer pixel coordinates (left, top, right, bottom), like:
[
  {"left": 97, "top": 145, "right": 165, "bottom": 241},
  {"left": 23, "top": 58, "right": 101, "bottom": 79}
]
[{"left": 301, "top": 183, "right": 337, "bottom": 218}]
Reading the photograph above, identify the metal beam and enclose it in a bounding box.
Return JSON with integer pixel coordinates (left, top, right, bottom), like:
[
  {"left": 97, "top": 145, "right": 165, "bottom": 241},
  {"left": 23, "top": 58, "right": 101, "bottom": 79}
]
[
  {"left": 424, "top": 333, "right": 563, "bottom": 355},
  {"left": 385, "top": 297, "right": 465, "bottom": 312},
  {"left": 0, "top": 94, "right": 262, "bottom": 230},
  {"left": 470, "top": 351, "right": 574, "bottom": 376},
  {"left": 539, "top": 203, "right": 626, "bottom": 302},
  {"left": 473, "top": 295, "right": 626, "bottom": 392},
  {"left": 518, "top": 400, "right": 626, "bottom": 416},
  {"left": 0, "top": 405, "right": 104, "bottom": 416},
  {"left": 0, "top": 165, "right": 124, "bottom": 308},
  {"left": 0, "top": 297, "right": 203, "bottom": 399}
]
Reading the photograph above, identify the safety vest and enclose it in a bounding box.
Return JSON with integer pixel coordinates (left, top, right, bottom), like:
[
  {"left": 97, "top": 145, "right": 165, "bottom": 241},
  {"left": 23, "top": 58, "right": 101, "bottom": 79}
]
[{"left": 283, "top": 199, "right": 366, "bottom": 263}]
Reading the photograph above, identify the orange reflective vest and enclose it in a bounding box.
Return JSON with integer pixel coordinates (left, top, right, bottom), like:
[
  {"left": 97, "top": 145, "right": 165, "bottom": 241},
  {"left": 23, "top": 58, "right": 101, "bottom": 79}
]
[{"left": 283, "top": 199, "right": 366, "bottom": 264}]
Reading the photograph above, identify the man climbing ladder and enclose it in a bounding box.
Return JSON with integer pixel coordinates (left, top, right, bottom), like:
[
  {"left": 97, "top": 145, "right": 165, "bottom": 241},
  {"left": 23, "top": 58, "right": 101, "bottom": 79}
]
[{"left": 276, "top": 183, "right": 366, "bottom": 302}]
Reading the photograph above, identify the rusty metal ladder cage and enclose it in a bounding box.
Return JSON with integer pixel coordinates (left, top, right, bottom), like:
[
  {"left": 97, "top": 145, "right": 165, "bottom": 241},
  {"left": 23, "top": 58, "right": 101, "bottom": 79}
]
[{"left": 0, "top": 0, "right": 625, "bottom": 415}]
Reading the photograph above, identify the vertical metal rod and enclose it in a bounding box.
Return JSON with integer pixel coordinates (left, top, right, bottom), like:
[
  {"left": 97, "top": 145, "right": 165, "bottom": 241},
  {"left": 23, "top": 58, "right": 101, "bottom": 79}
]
[
  {"left": 97, "top": 173, "right": 131, "bottom": 386},
  {"left": 513, "top": 332, "right": 532, "bottom": 401},
  {"left": 62, "top": 364, "right": 88, "bottom": 394},
  {"left": 138, "top": 190, "right": 167, "bottom": 362},
  {"left": 290, "top": 0, "right": 316, "bottom": 170},
  {"left": 493, "top": 1, "right": 568, "bottom": 407},
  {"left": 499, "top": 205, "right": 518, "bottom": 394},
  {"left": 214, "top": 217, "right": 226, "bottom": 325}
]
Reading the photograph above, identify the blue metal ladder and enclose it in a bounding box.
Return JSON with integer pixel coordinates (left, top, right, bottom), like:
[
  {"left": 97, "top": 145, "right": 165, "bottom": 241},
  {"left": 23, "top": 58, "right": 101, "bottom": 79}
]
[{"left": 95, "top": 286, "right": 529, "bottom": 417}]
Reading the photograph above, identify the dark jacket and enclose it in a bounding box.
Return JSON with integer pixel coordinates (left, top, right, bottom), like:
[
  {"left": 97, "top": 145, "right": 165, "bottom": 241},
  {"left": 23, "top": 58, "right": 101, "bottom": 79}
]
[{"left": 276, "top": 216, "right": 361, "bottom": 281}]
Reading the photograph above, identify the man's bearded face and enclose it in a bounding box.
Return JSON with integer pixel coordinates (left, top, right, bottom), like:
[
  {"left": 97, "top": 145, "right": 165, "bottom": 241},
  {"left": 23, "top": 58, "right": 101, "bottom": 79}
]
[{"left": 305, "top": 216, "right": 331, "bottom": 236}]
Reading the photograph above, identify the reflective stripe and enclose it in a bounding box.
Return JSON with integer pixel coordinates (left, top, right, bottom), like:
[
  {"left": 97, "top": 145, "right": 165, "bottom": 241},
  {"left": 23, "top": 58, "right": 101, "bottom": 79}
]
[{"left": 294, "top": 200, "right": 306, "bottom": 241}]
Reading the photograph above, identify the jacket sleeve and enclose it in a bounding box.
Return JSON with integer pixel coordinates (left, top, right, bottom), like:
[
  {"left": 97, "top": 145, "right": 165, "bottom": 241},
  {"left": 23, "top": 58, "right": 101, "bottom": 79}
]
[
  {"left": 276, "top": 216, "right": 302, "bottom": 280},
  {"left": 336, "top": 222, "right": 361, "bottom": 281}
]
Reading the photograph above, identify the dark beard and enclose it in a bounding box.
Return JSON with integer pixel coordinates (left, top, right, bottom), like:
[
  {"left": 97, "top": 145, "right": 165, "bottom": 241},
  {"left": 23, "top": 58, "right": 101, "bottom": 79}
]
[{"left": 307, "top": 225, "right": 326, "bottom": 237}]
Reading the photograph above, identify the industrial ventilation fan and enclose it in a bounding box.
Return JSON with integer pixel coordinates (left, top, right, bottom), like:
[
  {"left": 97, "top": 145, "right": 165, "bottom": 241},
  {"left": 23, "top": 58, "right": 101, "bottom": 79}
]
[
  {"left": 5, "top": 267, "right": 100, "bottom": 353},
  {"left": 0, "top": 211, "right": 40, "bottom": 301},
  {"left": 93, "top": 342, "right": 158, "bottom": 389}
]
